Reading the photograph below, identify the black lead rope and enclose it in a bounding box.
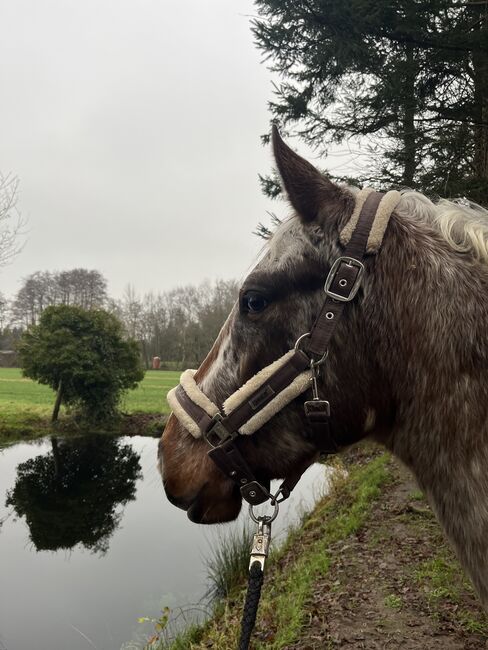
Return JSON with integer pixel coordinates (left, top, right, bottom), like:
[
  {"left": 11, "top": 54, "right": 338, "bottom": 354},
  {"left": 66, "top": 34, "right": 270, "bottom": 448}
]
[
  {"left": 238, "top": 505, "right": 277, "bottom": 649},
  {"left": 239, "top": 561, "right": 264, "bottom": 650}
]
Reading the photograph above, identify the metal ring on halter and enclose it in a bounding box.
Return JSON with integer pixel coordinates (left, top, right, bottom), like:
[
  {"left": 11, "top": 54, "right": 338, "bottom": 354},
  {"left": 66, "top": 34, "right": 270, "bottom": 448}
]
[
  {"left": 249, "top": 501, "right": 279, "bottom": 524},
  {"left": 294, "top": 332, "right": 329, "bottom": 367}
]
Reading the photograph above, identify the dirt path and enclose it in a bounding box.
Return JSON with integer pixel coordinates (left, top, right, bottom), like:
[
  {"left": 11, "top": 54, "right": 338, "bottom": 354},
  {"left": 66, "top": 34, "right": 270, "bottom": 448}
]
[
  {"left": 284, "top": 456, "right": 488, "bottom": 649},
  {"left": 166, "top": 450, "right": 488, "bottom": 649}
]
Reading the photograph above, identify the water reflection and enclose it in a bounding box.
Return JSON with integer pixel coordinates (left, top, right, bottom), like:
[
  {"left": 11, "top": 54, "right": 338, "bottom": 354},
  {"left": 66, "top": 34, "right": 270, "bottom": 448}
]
[
  {"left": 0, "top": 436, "right": 329, "bottom": 650},
  {"left": 5, "top": 435, "right": 142, "bottom": 553}
]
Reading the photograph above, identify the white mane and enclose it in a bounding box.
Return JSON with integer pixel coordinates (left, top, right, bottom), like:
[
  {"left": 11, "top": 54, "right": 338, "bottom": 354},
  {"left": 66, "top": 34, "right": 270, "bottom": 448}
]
[
  {"left": 396, "top": 190, "right": 488, "bottom": 264},
  {"left": 264, "top": 187, "right": 488, "bottom": 266}
]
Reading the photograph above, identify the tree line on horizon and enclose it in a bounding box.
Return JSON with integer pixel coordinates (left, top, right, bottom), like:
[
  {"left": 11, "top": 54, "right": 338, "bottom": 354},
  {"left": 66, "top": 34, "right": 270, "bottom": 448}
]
[
  {"left": 0, "top": 269, "right": 238, "bottom": 369},
  {"left": 2, "top": 1, "right": 488, "bottom": 374}
]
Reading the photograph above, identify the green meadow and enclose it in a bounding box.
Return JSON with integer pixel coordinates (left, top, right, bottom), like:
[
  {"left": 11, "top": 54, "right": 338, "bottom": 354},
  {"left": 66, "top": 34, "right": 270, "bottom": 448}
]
[{"left": 0, "top": 368, "right": 179, "bottom": 442}]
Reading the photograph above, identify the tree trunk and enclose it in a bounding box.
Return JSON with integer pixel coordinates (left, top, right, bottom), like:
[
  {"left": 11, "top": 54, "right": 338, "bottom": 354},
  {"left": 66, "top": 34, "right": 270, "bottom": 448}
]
[
  {"left": 401, "top": 42, "right": 417, "bottom": 187},
  {"left": 141, "top": 340, "right": 150, "bottom": 370},
  {"left": 51, "top": 436, "right": 61, "bottom": 485},
  {"left": 472, "top": 5, "right": 488, "bottom": 197},
  {"left": 52, "top": 380, "right": 63, "bottom": 422}
]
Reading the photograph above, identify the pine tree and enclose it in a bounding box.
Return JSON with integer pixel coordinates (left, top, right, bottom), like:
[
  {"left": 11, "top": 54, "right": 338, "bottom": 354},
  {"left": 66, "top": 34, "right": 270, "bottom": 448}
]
[{"left": 253, "top": 0, "right": 488, "bottom": 203}]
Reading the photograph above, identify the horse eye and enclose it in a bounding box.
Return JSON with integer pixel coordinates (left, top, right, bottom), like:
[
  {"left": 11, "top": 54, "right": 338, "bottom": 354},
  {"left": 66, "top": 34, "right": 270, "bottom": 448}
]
[{"left": 242, "top": 291, "right": 269, "bottom": 314}]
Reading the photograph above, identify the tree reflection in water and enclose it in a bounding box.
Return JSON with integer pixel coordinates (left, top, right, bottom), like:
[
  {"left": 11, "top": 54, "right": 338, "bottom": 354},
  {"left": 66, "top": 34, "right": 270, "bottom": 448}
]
[{"left": 6, "top": 435, "right": 142, "bottom": 553}]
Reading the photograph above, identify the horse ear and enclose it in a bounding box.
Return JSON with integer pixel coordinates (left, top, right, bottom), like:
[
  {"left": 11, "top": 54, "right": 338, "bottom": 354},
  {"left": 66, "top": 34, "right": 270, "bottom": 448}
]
[{"left": 272, "top": 125, "right": 343, "bottom": 223}]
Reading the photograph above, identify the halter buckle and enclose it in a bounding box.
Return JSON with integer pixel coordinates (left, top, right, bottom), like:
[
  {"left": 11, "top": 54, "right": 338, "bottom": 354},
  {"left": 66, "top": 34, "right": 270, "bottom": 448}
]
[
  {"left": 325, "top": 256, "right": 365, "bottom": 302},
  {"left": 204, "top": 413, "right": 231, "bottom": 447}
]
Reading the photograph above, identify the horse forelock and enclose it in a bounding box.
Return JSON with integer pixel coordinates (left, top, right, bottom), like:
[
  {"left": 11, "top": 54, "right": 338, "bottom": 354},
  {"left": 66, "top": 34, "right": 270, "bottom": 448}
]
[{"left": 261, "top": 208, "right": 347, "bottom": 271}]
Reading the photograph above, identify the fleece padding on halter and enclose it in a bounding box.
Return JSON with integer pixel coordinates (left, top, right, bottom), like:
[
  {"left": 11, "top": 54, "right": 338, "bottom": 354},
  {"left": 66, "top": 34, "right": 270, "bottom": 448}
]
[
  {"left": 180, "top": 370, "right": 219, "bottom": 418},
  {"left": 223, "top": 349, "right": 312, "bottom": 435},
  {"left": 167, "top": 350, "right": 312, "bottom": 439},
  {"left": 340, "top": 188, "right": 401, "bottom": 253},
  {"left": 167, "top": 371, "right": 217, "bottom": 438}
]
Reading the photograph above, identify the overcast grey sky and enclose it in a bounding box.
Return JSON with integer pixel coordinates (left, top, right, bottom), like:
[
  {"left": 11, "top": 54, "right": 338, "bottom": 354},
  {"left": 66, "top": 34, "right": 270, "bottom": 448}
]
[{"left": 0, "top": 0, "right": 355, "bottom": 300}]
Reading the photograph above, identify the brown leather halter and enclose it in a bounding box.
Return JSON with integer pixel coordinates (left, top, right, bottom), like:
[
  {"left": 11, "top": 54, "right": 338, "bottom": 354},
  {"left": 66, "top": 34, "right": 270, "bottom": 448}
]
[{"left": 168, "top": 191, "right": 385, "bottom": 507}]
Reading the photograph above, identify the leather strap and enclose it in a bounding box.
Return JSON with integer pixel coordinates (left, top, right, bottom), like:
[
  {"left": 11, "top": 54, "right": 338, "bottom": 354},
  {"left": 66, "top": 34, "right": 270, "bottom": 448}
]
[
  {"left": 208, "top": 438, "right": 271, "bottom": 505},
  {"left": 301, "top": 191, "right": 383, "bottom": 453},
  {"left": 277, "top": 451, "right": 320, "bottom": 501},
  {"left": 345, "top": 191, "right": 385, "bottom": 258},
  {"left": 306, "top": 419, "right": 338, "bottom": 455},
  {"left": 174, "top": 384, "right": 214, "bottom": 433},
  {"left": 306, "top": 192, "right": 383, "bottom": 357}
]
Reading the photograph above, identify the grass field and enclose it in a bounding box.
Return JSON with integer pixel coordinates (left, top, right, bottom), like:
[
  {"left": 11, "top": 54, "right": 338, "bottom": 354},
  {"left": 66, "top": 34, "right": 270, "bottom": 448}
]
[{"left": 0, "top": 368, "right": 179, "bottom": 440}]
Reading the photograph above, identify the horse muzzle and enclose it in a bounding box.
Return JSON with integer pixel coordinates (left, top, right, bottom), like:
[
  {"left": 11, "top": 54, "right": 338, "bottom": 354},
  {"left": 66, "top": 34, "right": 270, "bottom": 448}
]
[{"left": 163, "top": 479, "right": 242, "bottom": 524}]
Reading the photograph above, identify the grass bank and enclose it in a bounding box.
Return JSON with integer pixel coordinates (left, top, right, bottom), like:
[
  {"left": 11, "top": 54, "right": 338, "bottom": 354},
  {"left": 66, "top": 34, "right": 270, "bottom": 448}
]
[
  {"left": 0, "top": 368, "right": 178, "bottom": 444},
  {"left": 149, "top": 447, "right": 488, "bottom": 649}
]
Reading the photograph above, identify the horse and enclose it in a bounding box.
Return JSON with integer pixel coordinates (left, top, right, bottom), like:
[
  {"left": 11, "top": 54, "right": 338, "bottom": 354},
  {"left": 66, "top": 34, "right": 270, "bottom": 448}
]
[{"left": 160, "top": 126, "right": 488, "bottom": 606}]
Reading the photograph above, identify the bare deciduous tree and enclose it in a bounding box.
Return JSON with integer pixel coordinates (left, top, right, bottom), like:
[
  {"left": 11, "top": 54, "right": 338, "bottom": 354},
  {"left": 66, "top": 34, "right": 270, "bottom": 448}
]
[
  {"left": 114, "top": 280, "right": 238, "bottom": 369},
  {"left": 0, "top": 291, "right": 8, "bottom": 331},
  {"left": 11, "top": 269, "right": 107, "bottom": 326},
  {"left": 0, "top": 173, "right": 25, "bottom": 268},
  {"left": 57, "top": 269, "right": 107, "bottom": 309}
]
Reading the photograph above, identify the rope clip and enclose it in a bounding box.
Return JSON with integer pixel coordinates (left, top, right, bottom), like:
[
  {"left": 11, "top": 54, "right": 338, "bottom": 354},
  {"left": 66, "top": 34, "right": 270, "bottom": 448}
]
[
  {"left": 248, "top": 501, "right": 278, "bottom": 571},
  {"left": 249, "top": 517, "right": 272, "bottom": 571}
]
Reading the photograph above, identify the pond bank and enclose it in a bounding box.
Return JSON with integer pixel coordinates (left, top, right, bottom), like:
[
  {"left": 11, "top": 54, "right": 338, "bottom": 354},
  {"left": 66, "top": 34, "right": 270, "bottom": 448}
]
[
  {"left": 160, "top": 446, "right": 488, "bottom": 649},
  {"left": 0, "top": 413, "right": 168, "bottom": 446},
  {"left": 0, "top": 367, "right": 176, "bottom": 445}
]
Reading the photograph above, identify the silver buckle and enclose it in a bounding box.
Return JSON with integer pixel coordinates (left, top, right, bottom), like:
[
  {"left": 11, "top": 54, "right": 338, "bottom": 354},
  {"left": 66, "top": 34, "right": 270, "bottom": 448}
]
[
  {"left": 324, "top": 256, "right": 364, "bottom": 302},
  {"left": 204, "top": 413, "right": 230, "bottom": 447}
]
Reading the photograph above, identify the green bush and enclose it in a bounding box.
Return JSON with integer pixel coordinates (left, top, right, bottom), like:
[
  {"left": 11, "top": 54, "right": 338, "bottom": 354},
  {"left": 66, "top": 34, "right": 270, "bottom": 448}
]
[{"left": 18, "top": 305, "right": 144, "bottom": 422}]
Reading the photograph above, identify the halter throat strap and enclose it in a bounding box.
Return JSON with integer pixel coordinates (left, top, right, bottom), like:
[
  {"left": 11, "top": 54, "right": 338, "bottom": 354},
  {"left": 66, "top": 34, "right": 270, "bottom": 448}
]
[{"left": 167, "top": 189, "right": 400, "bottom": 506}]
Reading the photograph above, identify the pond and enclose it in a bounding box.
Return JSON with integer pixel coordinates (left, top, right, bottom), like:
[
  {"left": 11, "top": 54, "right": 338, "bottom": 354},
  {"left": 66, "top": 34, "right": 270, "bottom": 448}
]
[{"left": 0, "top": 435, "right": 331, "bottom": 650}]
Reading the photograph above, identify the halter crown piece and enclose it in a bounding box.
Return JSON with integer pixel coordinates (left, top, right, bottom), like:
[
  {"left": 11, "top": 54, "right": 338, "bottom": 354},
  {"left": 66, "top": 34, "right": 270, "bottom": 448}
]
[{"left": 167, "top": 189, "right": 401, "bottom": 507}]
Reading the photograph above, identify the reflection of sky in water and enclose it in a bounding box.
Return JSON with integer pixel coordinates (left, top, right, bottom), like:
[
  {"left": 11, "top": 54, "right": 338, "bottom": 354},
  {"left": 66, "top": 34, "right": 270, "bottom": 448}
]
[{"left": 0, "top": 436, "right": 331, "bottom": 650}]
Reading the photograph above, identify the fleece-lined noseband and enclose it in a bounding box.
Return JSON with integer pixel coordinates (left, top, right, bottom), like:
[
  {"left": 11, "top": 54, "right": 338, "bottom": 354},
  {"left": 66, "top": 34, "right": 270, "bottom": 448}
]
[{"left": 167, "top": 189, "right": 401, "bottom": 506}]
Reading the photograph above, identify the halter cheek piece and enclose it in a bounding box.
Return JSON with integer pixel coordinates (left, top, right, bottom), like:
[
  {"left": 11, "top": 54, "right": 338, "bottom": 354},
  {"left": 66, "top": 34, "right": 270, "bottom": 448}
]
[{"left": 167, "top": 189, "right": 401, "bottom": 507}]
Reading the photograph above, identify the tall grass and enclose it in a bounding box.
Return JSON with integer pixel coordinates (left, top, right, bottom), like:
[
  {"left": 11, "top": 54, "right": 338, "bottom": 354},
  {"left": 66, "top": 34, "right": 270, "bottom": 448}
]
[
  {"left": 123, "top": 525, "right": 254, "bottom": 650},
  {"left": 204, "top": 522, "right": 254, "bottom": 601},
  {"left": 123, "top": 615, "right": 204, "bottom": 650}
]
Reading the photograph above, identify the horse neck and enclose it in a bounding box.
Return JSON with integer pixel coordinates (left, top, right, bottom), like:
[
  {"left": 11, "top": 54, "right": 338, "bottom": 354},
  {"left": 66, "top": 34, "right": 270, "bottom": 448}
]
[{"left": 372, "top": 213, "right": 488, "bottom": 604}]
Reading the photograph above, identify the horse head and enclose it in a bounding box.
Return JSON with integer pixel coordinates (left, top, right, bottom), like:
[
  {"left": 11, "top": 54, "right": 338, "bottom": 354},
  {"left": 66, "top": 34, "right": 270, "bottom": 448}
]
[
  {"left": 160, "top": 126, "right": 488, "bottom": 608},
  {"left": 160, "top": 127, "right": 394, "bottom": 524}
]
